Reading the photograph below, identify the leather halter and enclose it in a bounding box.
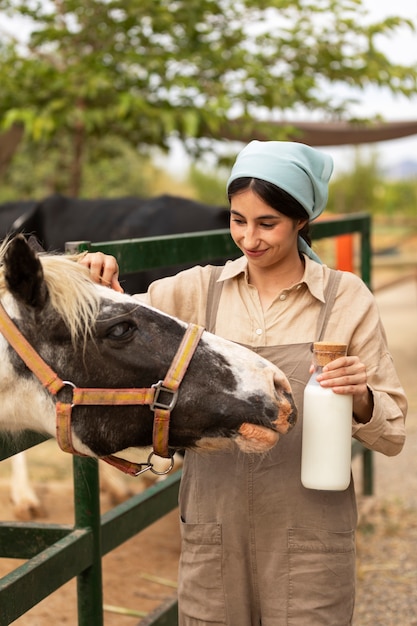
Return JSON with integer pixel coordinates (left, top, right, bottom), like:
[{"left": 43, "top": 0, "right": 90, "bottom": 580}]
[{"left": 0, "top": 302, "right": 204, "bottom": 476}]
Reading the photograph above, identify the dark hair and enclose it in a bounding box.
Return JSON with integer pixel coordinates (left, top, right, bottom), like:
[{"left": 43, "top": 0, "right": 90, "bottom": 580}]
[{"left": 227, "top": 177, "right": 311, "bottom": 246}]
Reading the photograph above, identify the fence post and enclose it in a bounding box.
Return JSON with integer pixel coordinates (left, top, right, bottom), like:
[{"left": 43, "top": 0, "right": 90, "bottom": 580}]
[
  {"left": 73, "top": 456, "right": 104, "bottom": 626},
  {"left": 336, "top": 234, "right": 354, "bottom": 273}
]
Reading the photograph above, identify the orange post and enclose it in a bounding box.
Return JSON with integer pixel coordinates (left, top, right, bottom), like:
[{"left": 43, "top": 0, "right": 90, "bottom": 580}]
[{"left": 336, "top": 234, "right": 354, "bottom": 273}]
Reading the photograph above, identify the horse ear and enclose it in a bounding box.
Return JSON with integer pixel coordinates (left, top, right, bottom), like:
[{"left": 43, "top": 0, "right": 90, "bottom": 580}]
[
  {"left": 27, "top": 235, "right": 46, "bottom": 254},
  {"left": 4, "top": 234, "right": 48, "bottom": 308}
]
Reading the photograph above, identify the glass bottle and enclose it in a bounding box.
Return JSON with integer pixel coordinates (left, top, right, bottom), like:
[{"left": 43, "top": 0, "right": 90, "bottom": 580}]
[{"left": 301, "top": 342, "right": 353, "bottom": 491}]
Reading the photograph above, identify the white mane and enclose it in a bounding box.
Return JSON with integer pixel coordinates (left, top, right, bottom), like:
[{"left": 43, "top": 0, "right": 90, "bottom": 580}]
[{"left": 0, "top": 241, "right": 101, "bottom": 344}]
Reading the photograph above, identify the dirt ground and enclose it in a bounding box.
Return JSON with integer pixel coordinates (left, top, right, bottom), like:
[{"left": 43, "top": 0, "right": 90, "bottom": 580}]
[
  {"left": 0, "top": 235, "right": 416, "bottom": 626},
  {"left": 0, "top": 458, "right": 182, "bottom": 626},
  {"left": 352, "top": 273, "right": 417, "bottom": 625}
]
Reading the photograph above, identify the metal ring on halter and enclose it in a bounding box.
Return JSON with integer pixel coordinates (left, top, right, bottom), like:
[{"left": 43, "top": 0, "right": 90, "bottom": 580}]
[
  {"left": 147, "top": 451, "right": 175, "bottom": 475},
  {"left": 61, "top": 380, "right": 76, "bottom": 407},
  {"left": 133, "top": 462, "right": 154, "bottom": 477}
]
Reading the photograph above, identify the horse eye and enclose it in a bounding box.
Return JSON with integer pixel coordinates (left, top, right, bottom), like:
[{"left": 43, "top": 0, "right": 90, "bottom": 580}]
[{"left": 106, "top": 321, "right": 135, "bottom": 340}]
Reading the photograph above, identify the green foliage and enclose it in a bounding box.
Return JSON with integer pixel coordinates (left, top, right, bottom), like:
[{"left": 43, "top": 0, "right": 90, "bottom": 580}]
[
  {"left": 327, "top": 150, "right": 417, "bottom": 217},
  {"left": 0, "top": 0, "right": 416, "bottom": 196},
  {"left": 188, "top": 164, "right": 228, "bottom": 206},
  {"left": 381, "top": 179, "right": 417, "bottom": 218},
  {"left": 0, "top": 136, "right": 163, "bottom": 200},
  {"left": 327, "top": 150, "right": 382, "bottom": 214}
]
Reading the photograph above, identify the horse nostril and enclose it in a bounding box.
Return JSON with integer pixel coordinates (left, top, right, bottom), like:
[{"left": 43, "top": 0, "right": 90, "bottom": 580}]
[
  {"left": 288, "top": 404, "right": 298, "bottom": 425},
  {"left": 272, "top": 369, "right": 293, "bottom": 397},
  {"left": 284, "top": 390, "right": 298, "bottom": 426},
  {"left": 271, "top": 370, "right": 298, "bottom": 432}
]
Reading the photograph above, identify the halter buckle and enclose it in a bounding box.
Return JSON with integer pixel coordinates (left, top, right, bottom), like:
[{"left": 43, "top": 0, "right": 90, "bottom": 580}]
[{"left": 150, "top": 380, "right": 178, "bottom": 412}]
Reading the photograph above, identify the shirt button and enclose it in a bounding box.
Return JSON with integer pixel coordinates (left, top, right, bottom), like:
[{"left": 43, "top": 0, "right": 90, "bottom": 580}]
[
  {"left": 279, "top": 293, "right": 287, "bottom": 301},
  {"left": 255, "top": 328, "right": 263, "bottom": 335}
]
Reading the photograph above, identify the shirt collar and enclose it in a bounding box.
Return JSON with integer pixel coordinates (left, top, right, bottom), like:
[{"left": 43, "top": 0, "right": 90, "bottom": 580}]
[{"left": 218, "top": 254, "right": 326, "bottom": 303}]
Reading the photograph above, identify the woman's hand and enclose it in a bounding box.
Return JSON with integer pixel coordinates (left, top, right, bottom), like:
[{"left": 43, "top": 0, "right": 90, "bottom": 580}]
[
  {"left": 79, "top": 252, "right": 124, "bottom": 293},
  {"left": 313, "top": 355, "right": 374, "bottom": 423}
]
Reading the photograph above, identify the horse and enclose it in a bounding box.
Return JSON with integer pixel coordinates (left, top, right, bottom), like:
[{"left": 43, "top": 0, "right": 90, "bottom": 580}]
[{"left": 0, "top": 235, "right": 297, "bottom": 501}]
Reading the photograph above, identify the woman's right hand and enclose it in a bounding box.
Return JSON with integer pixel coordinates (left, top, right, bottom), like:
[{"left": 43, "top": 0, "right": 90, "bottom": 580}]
[{"left": 79, "top": 252, "right": 124, "bottom": 293}]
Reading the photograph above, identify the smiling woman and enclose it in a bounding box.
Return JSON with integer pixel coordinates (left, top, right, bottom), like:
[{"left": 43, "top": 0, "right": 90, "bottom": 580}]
[{"left": 82, "top": 139, "right": 406, "bottom": 626}]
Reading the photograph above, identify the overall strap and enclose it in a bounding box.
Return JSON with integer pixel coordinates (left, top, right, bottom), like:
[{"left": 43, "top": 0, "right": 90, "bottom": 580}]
[
  {"left": 315, "top": 269, "right": 343, "bottom": 341},
  {"left": 205, "top": 266, "right": 224, "bottom": 333}
]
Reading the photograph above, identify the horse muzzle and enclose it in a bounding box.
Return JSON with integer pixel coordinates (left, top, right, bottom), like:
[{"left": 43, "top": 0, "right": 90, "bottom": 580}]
[{"left": 273, "top": 389, "right": 298, "bottom": 435}]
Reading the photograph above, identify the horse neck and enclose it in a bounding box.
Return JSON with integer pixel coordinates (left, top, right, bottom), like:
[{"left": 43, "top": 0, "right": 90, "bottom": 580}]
[{"left": 0, "top": 369, "right": 56, "bottom": 437}]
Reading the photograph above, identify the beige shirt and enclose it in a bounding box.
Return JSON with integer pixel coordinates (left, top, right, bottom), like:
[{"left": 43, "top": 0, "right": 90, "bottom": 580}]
[{"left": 136, "top": 254, "right": 407, "bottom": 457}]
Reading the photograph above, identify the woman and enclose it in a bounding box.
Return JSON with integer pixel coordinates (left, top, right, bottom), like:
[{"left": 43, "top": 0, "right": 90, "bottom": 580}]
[{"left": 82, "top": 140, "right": 407, "bottom": 625}]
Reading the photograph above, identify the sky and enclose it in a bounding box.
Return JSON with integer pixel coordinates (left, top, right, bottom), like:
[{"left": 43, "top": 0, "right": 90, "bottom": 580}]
[
  {"left": 323, "top": 0, "right": 417, "bottom": 174},
  {"left": 0, "top": 0, "right": 416, "bottom": 176}
]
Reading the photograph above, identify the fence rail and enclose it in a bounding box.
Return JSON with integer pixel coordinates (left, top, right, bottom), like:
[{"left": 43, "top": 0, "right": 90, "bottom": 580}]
[{"left": 0, "top": 212, "right": 372, "bottom": 625}]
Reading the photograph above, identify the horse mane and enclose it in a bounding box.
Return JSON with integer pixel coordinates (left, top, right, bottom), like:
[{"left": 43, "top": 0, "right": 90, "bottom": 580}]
[{"left": 0, "top": 239, "right": 101, "bottom": 345}]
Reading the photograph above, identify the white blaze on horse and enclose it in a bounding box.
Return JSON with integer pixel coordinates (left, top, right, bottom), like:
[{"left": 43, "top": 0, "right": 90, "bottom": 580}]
[{"left": 0, "top": 235, "right": 297, "bottom": 505}]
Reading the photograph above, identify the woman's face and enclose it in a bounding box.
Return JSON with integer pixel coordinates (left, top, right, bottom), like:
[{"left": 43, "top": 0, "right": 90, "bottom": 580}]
[{"left": 229, "top": 188, "right": 307, "bottom": 269}]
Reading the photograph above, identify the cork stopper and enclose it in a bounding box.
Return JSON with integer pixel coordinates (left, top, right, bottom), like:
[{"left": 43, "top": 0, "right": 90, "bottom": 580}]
[{"left": 313, "top": 342, "right": 347, "bottom": 366}]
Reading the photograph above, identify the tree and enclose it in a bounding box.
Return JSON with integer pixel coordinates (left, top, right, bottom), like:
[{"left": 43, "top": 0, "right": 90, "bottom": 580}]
[
  {"left": 327, "top": 150, "right": 383, "bottom": 214},
  {"left": 0, "top": 0, "right": 416, "bottom": 196}
]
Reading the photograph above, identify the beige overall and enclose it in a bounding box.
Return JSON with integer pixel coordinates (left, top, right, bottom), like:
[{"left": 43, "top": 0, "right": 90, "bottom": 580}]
[{"left": 178, "top": 269, "right": 356, "bottom": 626}]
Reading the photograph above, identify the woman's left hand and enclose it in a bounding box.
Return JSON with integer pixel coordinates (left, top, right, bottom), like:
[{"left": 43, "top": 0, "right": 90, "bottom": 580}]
[{"left": 314, "top": 355, "right": 373, "bottom": 423}]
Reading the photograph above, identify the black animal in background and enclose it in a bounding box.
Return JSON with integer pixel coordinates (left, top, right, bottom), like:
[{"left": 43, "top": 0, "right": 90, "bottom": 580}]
[{"left": 0, "top": 194, "right": 233, "bottom": 293}]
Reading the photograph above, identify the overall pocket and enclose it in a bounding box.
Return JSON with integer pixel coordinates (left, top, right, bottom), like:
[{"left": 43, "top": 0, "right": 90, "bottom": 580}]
[
  {"left": 178, "top": 519, "right": 226, "bottom": 623},
  {"left": 287, "top": 527, "right": 355, "bottom": 626}
]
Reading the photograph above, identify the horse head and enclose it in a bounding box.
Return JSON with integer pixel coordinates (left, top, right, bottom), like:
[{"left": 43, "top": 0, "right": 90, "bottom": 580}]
[{"left": 0, "top": 235, "right": 297, "bottom": 467}]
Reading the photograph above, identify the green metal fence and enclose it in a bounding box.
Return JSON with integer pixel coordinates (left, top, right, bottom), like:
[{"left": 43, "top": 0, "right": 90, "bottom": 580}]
[{"left": 0, "top": 212, "right": 372, "bottom": 625}]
